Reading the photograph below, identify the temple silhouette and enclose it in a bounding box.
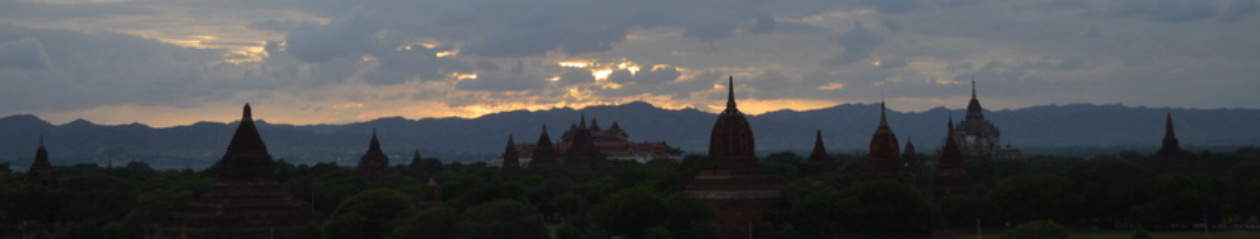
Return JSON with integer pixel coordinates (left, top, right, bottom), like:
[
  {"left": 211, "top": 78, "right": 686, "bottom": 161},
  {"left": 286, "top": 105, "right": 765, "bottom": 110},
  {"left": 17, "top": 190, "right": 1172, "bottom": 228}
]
[
  {"left": 158, "top": 104, "right": 320, "bottom": 239},
  {"left": 955, "top": 81, "right": 1022, "bottom": 160},
  {"left": 510, "top": 115, "right": 682, "bottom": 169},
  {"left": 684, "top": 76, "right": 782, "bottom": 239}
]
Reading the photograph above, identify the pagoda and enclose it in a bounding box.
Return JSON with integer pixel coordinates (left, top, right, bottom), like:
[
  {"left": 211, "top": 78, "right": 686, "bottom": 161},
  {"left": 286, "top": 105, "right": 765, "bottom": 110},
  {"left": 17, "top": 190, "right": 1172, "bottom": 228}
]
[
  {"left": 804, "top": 130, "right": 835, "bottom": 176},
  {"left": 160, "top": 104, "right": 319, "bottom": 239},
  {"left": 955, "top": 81, "right": 1021, "bottom": 159},
  {"left": 866, "top": 102, "right": 911, "bottom": 183},
  {"left": 408, "top": 150, "right": 428, "bottom": 179},
  {"left": 685, "top": 76, "right": 781, "bottom": 239},
  {"left": 1147, "top": 113, "right": 1197, "bottom": 173},
  {"left": 357, "top": 129, "right": 390, "bottom": 182},
  {"left": 561, "top": 113, "right": 606, "bottom": 168},
  {"left": 25, "top": 136, "right": 54, "bottom": 187},
  {"left": 903, "top": 136, "right": 923, "bottom": 176},
  {"left": 527, "top": 125, "right": 562, "bottom": 169},
  {"left": 934, "top": 118, "right": 975, "bottom": 195},
  {"left": 500, "top": 135, "right": 521, "bottom": 172}
]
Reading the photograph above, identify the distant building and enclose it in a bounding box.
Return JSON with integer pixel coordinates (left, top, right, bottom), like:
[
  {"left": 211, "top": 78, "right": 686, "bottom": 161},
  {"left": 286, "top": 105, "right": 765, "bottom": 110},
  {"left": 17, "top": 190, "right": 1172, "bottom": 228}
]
[
  {"left": 25, "top": 136, "right": 55, "bottom": 187},
  {"left": 934, "top": 118, "right": 975, "bottom": 195},
  {"left": 160, "top": 104, "right": 319, "bottom": 239},
  {"left": 956, "top": 81, "right": 1022, "bottom": 160},
  {"left": 357, "top": 129, "right": 390, "bottom": 183},
  {"left": 804, "top": 130, "right": 835, "bottom": 176},
  {"left": 1146, "top": 113, "right": 1198, "bottom": 174},
  {"left": 866, "top": 102, "right": 913, "bottom": 183},
  {"left": 684, "top": 76, "right": 781, "bottom": 239},
  {"left": 500, "top": 134, "right": 520, "bottom": 172},
  {"left": 512, "top": 117, "right": 682, "bottom": 166}
]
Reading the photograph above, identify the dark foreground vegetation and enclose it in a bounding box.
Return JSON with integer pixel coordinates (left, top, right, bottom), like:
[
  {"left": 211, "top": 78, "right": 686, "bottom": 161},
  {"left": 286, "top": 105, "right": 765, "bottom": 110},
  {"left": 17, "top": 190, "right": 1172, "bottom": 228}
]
[{"left": 3, "top": 147, "right": 1259, "bottom": 239}]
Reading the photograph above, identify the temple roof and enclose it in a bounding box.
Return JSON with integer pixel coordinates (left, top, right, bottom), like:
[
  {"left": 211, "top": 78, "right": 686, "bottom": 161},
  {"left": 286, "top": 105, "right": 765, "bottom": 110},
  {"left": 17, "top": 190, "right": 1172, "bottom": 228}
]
[
  {"left": 501, "top": 134, "right": 520, "bottom": 169},
  {"left": 808, "top": 130, "right": 829, "bottom": 162},
  {"left": 529, "top": 125, "right": 560, "bottom": 168},
  {"left": 868, "top": 101, "right": 900, "bottom": 160},
  {"left": 966, "top": 80, "right": 985, "bottom": 121},
  {"left": 708, "top": 76, "right": 755, "bottom": 161},
  {"left": 358, "top": 129, "right": 390, "bottom": 179},
  {"left": 26, "top": 136, "right": 54, "bottom": 186},
  {"left": 217, "top": 104, "right": 275, "bottom": 180},
  {"left": 1157, "top": 112, "right": 1184, "bottom": 156},
  {"left": 904, "top": 136, "right": 916, "bottom": 155},
  {"left": 939, "top": 118, "right": 964, "bottom": 167}
]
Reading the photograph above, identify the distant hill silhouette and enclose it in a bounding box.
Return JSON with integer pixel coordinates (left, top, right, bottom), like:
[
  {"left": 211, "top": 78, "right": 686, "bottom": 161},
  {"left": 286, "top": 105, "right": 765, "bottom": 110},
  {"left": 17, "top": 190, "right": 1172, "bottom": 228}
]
[{"left": 2, "top": 102, "right": 1258, "bottom": 169}]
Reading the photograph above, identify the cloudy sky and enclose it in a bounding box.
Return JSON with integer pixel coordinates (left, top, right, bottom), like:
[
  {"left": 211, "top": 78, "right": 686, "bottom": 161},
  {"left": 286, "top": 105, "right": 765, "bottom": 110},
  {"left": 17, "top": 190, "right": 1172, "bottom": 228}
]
[{"left": 1, "top": 0, "right": 1258, "bottom": 127}]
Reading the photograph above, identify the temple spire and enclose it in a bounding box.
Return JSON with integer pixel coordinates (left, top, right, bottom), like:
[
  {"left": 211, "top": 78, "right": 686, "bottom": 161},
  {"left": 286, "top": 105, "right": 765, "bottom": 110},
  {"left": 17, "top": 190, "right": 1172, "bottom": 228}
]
[
  {"left": 1164, "top": 112, "right": 1177, "bottom": 141},
  {"left": 243, "top": 103, "right": 253, "bottom": 121},
  {"left": 879, "top": 100, "right": 889, "bottom": 126},
  {"left": 369, "top": 128, "right": 381, "bottom": 152},
  {"left": 971, "top": 80, "right": 977, "bottom": 100},
  {"left": 726, "top": 76, "right": 737, "bottom": 110},
  {"left": 579, "top": 112, "right": 587, "bottom": 129}
]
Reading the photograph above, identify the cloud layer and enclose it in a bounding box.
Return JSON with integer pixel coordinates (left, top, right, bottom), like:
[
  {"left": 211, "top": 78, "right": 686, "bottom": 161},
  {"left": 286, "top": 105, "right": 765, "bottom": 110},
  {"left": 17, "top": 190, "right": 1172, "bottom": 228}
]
[{"left": 1, "top": 0, "right": 1259, "bottom": 126}]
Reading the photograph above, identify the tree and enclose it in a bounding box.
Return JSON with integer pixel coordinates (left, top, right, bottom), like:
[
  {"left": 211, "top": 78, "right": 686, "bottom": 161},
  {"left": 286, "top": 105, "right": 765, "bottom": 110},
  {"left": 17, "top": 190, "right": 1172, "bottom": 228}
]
[
  {"left": 389, "top": 206, "right": 459, "bottom": 239},
  {"left": 457, "top": 200, "right": 547, "bottom": 239},
  {"left": 838, "top": 180, "right": 936, "bottom": 237},
  {"left": 591, "top": 186, "right": 717, "bottom": 238},
  {"left": 324, "top": 189, "right": 416, "bottom": 239},
  {"left": 990, "top": 175, "right": 1073, "bottom": 224},
  {"left": 1001, "top": 220, "right": 1068, "bottom": 239}
]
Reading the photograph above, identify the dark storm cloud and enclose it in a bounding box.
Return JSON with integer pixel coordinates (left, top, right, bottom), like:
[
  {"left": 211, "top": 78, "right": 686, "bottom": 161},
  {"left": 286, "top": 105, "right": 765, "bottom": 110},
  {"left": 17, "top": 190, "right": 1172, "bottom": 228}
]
[
  {"left": 0, "top": 38, "right": 53, "bottom": 69},
  {"left": 828, "top": 22, "right": 883, "bottom": 65},
  {"left": 1110, "top": 0, "right": 1221, "bottom": 23},
  {"left": 456, "top": 61, "right": 546, "bottom": 92},
  {"left": 0, "top": 0, "right": 149, "bottom": 19},
  {"left": 0, "top": 25, "right": 231, "bottom": 112},
  {"left": 600, "top": 65, "right": 684, "bottom": 97},
  {"left": 1222, "top": 0, "right": 1259, "bottom": 23},
  {"left": 262, "top": 0, "right": 780, "bottom": 58}
]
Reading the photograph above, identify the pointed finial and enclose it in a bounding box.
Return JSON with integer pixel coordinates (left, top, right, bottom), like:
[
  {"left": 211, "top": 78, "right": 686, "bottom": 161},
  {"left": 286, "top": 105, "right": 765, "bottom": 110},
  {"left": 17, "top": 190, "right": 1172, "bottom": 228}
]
[
  {"left": 1164, "top": 112, "right": 1177, "bottom": 139},
  {"left": 579, "top": 112, "right": 587, "bottom": 128},
  {"left": 38, "top": 135, "right": 44, "bottom": 146},
  {"left": 243, "top": 103, "right": 253, "bottom": 121},
  {"left": 879, "top": 101, "right": 888, "bottom": 126},
  {"left": 970, "top": 79, "right": 977, "bottom": 100},
  {"left": 726, "top": 76, "right": 737, "bottom": 109},
  {"left": 369, "top": 128, "right": 381, "bottom": 150}
]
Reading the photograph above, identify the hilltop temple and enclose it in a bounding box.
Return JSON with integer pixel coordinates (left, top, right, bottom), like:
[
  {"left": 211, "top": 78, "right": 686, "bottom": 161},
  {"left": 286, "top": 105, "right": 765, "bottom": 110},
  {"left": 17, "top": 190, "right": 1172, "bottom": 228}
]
[
  {"left": 955, "top": 81, "right": 1022, "bottom": 160},
  {"left": 684, "top": 77, "right": 781, "bottom": 239},
  {"left": 159, "top": 104, "right": 320, "bottom": 239},
  {"left": 513, "top": 117, "right": 682, "bottom": 168},
  {"left": 866, "top": 102, "right": 914, "bottom": 183},
  {"left": 25, "top": 137, "right": 55, "bottom": 187}
]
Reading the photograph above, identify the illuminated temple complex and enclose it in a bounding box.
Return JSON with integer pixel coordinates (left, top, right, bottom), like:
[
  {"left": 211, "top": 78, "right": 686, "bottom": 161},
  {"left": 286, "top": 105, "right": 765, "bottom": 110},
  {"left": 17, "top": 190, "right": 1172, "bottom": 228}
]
[{"left": 511, "top": 116, "right": 683, "bottom": 167}]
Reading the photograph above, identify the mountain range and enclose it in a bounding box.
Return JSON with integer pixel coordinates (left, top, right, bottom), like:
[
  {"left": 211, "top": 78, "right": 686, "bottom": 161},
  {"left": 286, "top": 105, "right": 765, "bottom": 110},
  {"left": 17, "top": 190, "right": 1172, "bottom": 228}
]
[{"left": 3, "top": 102, "right": 1258, "bottom": 169}]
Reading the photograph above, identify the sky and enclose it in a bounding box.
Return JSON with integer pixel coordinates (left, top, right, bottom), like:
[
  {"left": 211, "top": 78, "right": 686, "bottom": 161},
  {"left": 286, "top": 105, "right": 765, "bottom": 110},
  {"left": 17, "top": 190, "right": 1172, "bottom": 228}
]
[{"left": 1, "top": 0, "right": 1258, "bottom": 127}]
